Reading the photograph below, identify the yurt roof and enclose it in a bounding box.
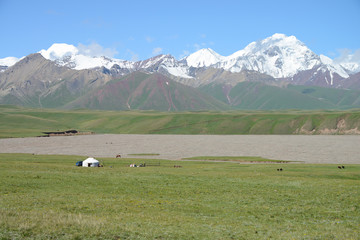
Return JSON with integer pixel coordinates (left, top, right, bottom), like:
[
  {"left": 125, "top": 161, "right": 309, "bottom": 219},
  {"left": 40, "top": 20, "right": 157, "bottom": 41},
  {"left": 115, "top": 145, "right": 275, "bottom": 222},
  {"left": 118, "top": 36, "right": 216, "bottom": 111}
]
[{"left": 83, "top": 157, "right": 99, "bottom": 163}]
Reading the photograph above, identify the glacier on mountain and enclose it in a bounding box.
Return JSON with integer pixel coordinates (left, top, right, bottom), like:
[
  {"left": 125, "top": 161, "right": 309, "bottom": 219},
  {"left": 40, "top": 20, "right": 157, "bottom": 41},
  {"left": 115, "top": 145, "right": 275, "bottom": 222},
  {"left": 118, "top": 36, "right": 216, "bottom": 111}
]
[
  {"left": 185, "top": 33, "right": 348, "bottom": 79},
  {"left": 319, "top": 55, "right": 349, "bottom": 79},
  {"left": 2, "top": 34, "right": 358, "bottom": 81},
  {"left": 185, "top": 48, "right": 224, "bottom": 68},
  {"left": 38, "top": 43, "right": 132, "bottom": 70},
  {"left": 335, "top": 49, "right": 360, "bottom": 74}
]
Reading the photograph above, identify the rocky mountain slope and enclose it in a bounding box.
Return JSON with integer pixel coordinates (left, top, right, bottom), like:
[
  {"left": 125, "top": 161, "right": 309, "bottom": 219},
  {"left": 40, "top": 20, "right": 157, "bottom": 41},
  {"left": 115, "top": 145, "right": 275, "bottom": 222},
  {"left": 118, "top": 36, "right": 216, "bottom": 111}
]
[
  {"left": 186, "top": 34, "right": 349, "bottom": 80},
  {"left": 2, "top": 33, "right": 357, "bottom": 87},
  {"left": 65, "top": 71, "right": 229, "bottom": 111},
  {"left": 0, "top": 54, "right": 111, "bottom": 108},
  {"left": 1, "top": 33, "right": 360, "bottom": 111}
]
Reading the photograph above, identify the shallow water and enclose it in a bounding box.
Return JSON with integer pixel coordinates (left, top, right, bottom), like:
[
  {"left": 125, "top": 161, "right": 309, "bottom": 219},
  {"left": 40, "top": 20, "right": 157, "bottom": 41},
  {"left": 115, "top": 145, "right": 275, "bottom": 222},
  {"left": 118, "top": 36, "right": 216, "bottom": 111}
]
[{"left": 1, "top": 134, "right": 359, "bottom": 164}]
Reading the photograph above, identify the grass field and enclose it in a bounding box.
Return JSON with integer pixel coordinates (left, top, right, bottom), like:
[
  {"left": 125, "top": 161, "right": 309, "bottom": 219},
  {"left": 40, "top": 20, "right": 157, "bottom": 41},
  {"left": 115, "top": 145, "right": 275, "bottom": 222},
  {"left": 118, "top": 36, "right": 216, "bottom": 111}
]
[
  {"left": 0, "top": 153, "right": 359, "bottom": 239},
  {"left": 1, "top": 105, "right": 360, "bottom": 138},
  {"left": 181, "top": 156, "right": 292, "bottom": 163}
]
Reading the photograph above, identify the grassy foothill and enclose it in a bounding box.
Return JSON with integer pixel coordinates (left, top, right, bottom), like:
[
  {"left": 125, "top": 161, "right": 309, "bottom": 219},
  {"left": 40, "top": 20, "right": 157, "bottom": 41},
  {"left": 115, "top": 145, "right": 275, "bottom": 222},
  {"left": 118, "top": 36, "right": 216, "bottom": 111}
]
[
  {"left": 1, "top": 105, "right": 360, "bottom": 138},
  {"left": 0, "top": 153, "right": 359, "bottom": 239}
]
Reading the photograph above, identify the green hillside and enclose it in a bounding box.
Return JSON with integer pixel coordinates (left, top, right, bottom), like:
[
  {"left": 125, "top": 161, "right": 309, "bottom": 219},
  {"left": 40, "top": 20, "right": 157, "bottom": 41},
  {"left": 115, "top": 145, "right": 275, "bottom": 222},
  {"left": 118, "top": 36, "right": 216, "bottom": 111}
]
[
  {"left": 288, "top": 85, "right": 360, "bottom": 108},
  {"left": 1, "top": 105, "right": 360, "bottom": 138},
  {"left": 200, "top": 82, "right": 360, "bottom": 110},
  {"left": 65, "top": 72, "right": 229, "bottom": 111}
]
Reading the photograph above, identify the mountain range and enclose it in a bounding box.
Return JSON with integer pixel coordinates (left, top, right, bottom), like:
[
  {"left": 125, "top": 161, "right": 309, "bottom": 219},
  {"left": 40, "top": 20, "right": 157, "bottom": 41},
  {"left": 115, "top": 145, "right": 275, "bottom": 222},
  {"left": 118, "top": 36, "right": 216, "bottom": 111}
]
[{"left": 1, "top": 33, "right": 360, "bottom": 111}]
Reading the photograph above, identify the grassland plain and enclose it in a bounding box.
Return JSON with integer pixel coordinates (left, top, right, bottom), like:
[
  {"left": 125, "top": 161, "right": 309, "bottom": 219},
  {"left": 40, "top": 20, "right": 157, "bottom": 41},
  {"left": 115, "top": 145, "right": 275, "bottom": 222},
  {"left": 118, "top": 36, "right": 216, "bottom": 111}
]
[
  {"left": 1, "top": 105, "right": 360, "bottom": 138},
  {"left": 0, "top": 153, "right": 359, "bottom": 239}
]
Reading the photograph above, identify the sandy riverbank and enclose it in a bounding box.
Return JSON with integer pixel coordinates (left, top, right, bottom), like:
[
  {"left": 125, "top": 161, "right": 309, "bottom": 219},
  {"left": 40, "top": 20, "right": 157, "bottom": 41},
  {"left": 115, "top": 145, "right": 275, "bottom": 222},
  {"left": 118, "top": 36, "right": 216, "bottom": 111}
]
[{"left": 0, "top": 134, "right": 359, "bottom": 164}]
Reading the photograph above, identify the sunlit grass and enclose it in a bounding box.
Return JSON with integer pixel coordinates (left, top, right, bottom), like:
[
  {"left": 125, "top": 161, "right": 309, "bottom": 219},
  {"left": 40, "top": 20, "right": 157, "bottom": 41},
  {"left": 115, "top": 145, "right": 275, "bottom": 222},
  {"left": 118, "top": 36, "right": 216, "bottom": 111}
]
[
  {"left": 182, "top": 156, "right": 292, "bottom": 163},
  {"left": 1, "top": 105, "right": 360, "bottom": 138},
  {"left": 0, "top": 153, "right": 359, "bottom": 239}
]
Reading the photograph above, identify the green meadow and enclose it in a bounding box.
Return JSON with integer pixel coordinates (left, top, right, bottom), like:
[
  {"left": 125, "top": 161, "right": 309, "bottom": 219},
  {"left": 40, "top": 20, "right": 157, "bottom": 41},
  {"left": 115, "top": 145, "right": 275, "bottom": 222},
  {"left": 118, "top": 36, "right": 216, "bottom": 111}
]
[
  {"left": 181, "top": 156, "right": 292, "bottom": 163},
  {"left": 1, "top": 105, "right": 360, "bottom": 138},
  {"left": 0, "top": 153, "right": 359, "bottom": 239}
]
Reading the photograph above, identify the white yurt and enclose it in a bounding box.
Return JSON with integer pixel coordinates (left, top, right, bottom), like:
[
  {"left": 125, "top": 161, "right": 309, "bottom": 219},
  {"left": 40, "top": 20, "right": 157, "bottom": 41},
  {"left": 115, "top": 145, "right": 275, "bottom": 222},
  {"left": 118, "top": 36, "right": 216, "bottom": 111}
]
[{"left": 82, "top": 157, "right": 100, "bottom": 167}]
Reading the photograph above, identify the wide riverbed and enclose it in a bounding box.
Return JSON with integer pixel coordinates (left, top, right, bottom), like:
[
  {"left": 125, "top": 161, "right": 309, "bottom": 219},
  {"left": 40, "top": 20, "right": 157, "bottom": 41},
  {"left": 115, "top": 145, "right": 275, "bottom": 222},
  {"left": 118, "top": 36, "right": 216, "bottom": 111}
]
[{"left": 0, "top": 134, "right": 359, "bottom": 164}]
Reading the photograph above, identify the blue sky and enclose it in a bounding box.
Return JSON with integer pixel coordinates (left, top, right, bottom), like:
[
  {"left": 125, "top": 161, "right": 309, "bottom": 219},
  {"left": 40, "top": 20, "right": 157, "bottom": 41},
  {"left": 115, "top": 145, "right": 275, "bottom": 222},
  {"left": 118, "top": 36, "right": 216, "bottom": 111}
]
[{"left": 0, "top": 0, "right": 359, "bottom": 61}]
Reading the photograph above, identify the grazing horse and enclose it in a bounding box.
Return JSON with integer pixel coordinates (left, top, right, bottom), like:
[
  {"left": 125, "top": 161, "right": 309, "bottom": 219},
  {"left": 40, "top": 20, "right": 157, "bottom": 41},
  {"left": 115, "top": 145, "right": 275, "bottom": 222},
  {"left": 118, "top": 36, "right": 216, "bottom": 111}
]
[
  {"left": 116, "top": 154, "right": 121, "bottom": 158},
  {"left": 338, "top": 166, "right": 342, "bottom": 169},
  {"left": 174, "top": 165, "right": 182, "bottom": 168}
]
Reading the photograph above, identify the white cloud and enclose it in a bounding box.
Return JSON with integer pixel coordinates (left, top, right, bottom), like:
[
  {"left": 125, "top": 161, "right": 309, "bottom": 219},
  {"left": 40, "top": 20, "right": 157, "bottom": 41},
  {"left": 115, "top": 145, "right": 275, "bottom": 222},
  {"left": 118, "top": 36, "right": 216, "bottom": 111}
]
[
  {"left": 77, "top": 42, "right": 118, "bottom": 58},
  {"left": 334, "top": 49, "right": 360, "bottom": 73},
  {"left": 152, "top": 47, "right": 163, "bottom": 56},
  {"left": 0, "top": 56, "right": 20, "bottom": 67},
  {"left": 334, "top": 49, "right": 360, "bottom": 62}
]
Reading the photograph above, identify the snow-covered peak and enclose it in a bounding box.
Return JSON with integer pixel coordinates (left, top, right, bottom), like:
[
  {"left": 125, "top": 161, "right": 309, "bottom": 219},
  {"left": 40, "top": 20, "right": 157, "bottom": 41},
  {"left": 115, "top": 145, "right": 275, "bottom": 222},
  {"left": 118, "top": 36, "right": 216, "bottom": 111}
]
[
  {"left": 341, "top": 62, "right": 360, "bottom": 74},
  {"left": 0, "top": 56, "right": 20, "bottom": 67},
  {"left": 1, "top": 34, "right": 355, "bottom": 82},
  {"left": 185, "top": 48, "right": 224, "bottom": 68},
  {"left": 217, "top": 33, "right": 321, "bottom": 78},
  {"left": 268, "top": 33, "right": 288, "bottom": 40},
  {"left": 334, "top": 50, "right": 360, "bottom": 74},
  {"left": 231, "top": 34, "right": 305, "bottom": 58},
  {"left": 319, "top": 55, "right": 333, "bottom": 65},
  {"left": 319, "top": 55, "right": 349, "bottom": 78},
  {"left": 38, "top": 43, "right": 133, "bottom": 70},
  {"left": 39, "top": 43, "right": 79, "bottom": 61},
  {"left": 138, "top": 54, "right": 192, "bottom": 78},
  {"left": 264, "top": 33, "right": 297, "bottom": 44}
]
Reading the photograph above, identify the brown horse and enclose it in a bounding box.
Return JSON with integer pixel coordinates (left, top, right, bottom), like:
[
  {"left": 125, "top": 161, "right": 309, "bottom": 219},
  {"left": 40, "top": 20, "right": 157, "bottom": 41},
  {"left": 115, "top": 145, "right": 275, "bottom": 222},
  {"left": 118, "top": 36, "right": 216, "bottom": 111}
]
[{"left": 116, "top": 154, "right": 121, "bottom": 158}]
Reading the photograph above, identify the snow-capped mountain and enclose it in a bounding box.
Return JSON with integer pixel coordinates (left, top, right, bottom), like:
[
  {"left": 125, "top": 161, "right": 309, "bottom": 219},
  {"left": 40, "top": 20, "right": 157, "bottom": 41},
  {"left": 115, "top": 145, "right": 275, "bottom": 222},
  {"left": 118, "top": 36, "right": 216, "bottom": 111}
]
[
  {"left": 36, "top": 43, "right": 193, "bottom": 78},
  {"left": 337, "top": 55, "right": 360, "bottom": 74},
  {"left": 2, "top": 34, "right": 358, "bottom": 88},
  {"left": 38, "top": 43, "right": 134, "bottom": 70},
  {"left": 185, "top": 34, "right": 349, "bottom": 81},
  {"left": 185, "top": 48, "right": 224, "bottom": 68},
  {"left": 134, "top": 54, "right": 191, "bottom": 78},
  {"left": 341, "top": 62, "right": 360, "bottom": 74},
  {"left": 2, "top": 39, "right": 360, "bottom": 111}
]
